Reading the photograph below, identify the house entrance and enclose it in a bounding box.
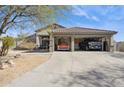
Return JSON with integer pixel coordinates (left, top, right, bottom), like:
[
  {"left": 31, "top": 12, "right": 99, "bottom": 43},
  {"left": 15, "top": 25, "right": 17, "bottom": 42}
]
[{"left": 39, "top": 36, "right": 49, "bottom": 51}]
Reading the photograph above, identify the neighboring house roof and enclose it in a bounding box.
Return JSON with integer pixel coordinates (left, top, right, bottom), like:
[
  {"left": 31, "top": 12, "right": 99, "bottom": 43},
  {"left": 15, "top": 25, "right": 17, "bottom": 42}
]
[{"left": 53, "top": 27, "right": 117, "bottom": 35}]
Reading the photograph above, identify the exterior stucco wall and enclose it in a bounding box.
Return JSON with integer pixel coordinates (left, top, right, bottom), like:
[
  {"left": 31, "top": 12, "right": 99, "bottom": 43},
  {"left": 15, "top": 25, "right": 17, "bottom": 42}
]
[
  {"left": 49, "top": 34, "right": 54, "bottom": 52},
  {"left": 0, "top": 40, "right": 2, "bottom": 49},
  {"left": 116, "top": 42, "right": 124, "bottom": 52}
]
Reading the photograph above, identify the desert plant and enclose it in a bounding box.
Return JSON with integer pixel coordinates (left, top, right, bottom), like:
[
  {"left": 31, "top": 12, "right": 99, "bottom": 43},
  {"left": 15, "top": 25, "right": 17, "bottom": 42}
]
[{"left": 0, "top": 36, "right": 15, "bottom": 56}]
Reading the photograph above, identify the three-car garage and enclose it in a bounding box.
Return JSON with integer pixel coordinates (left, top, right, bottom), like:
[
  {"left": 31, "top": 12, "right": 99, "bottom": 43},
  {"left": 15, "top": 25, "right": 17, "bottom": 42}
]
[{"left": 54, "top": 36, "right": 109, "bottom": 52}]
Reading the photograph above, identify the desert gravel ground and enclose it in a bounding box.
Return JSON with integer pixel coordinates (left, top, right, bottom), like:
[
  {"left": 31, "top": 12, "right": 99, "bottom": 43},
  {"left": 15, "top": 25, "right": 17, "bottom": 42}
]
[
  {"left": 0, "top": 50, "right": 51, "bottom": 86},
  {"left": 7, "top": 51, "right": 124, "bottom": 87}
]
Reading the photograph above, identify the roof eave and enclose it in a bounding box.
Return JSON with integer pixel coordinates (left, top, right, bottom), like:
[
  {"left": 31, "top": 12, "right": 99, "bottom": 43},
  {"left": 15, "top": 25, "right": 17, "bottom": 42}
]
[{"left": 53, "top": 31, "right": 117, "bottom": 35}]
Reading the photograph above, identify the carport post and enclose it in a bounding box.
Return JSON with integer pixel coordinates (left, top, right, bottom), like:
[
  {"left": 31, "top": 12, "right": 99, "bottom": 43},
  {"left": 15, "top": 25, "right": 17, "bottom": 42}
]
[
  {"left": 71, "top": 36, "right": 74, "bottom": 52},
  {"left": 36, "top": 34, "right": 40, "bottom": 48},
  {"left": 49, "top": 34, "right": 54, "bottom": 52},
  {"left": 102, "top": 37, "right": 105, "bottom": 51}
]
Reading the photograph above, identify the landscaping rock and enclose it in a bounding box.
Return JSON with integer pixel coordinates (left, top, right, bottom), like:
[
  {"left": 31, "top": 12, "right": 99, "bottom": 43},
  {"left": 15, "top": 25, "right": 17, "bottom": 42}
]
[
  {"left": 0, "top": 62, "right": 9, "bottom": 69},
  {"left": 0, "top": 57, "right": 8, "bottom": 63},
  {"left": 14, "top": 54, "right": 21, "bottom": 58},
  {"left": 0, "top": 56, "right": 15, "bottom": 69},
  {"left": 7, "top": 59, "right": 15, "bottom": 67}
]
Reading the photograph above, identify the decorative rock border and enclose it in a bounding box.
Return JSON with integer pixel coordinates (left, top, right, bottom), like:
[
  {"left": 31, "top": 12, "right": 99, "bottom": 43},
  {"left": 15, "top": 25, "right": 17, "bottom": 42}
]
[{"left": 0, "top": 54, "right": 21, "bottom": 69}]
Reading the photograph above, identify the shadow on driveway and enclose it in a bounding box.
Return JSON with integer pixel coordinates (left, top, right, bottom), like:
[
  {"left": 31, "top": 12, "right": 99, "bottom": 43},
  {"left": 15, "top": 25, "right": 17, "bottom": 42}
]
[
  {"left": 51, "top": 64, "right": 124, "bottom": 87},
  {"left": 110, "top": 53, "right": 124, "bottom": 59}
]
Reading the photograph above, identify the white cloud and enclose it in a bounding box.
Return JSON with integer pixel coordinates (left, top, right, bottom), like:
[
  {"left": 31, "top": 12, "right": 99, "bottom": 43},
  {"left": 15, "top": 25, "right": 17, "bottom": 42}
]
[
  {"left": 72, "top": 6, "right": 90, "bottom": 19},
  {"left": 72, "top": 6, "right": 100, "bottom": 22},
  {"left": 73, "top": 6, "right": 124, "bottom": 22},
  {"left": 91, "top": 16, "right": 100, "bottom": 22}
]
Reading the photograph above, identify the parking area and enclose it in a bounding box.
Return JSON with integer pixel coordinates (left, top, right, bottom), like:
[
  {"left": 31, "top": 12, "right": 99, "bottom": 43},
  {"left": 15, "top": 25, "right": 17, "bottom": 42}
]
[{"left": 7, "top": 52, "right": 124, "bottom": 87}]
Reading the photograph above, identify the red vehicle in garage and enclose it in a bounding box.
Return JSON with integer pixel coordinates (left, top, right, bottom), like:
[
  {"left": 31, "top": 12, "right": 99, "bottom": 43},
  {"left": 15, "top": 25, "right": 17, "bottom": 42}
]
[{"left": 57, "top": 43, "right": 70, "bottom": 50}]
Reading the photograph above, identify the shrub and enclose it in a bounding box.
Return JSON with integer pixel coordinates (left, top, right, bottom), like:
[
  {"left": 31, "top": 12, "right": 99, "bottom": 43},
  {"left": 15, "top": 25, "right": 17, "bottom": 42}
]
[{"left": 0, "top": 36, "right": 15, "bottom": 56}]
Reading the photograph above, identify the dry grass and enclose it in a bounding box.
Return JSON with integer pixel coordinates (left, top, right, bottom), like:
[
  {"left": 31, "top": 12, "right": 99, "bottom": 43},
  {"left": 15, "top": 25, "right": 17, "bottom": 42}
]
[{"left": 0, "top": 53, "right": 51, "bottom": 86}]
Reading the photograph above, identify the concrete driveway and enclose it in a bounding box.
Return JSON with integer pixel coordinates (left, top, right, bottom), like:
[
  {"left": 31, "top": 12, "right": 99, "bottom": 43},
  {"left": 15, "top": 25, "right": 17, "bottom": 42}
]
[{"left": 7, "top": 52, "right": 124, "bottom": 87}]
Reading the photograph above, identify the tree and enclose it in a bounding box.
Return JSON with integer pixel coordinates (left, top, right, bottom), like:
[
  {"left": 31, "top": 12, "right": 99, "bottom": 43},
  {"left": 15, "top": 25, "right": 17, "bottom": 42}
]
[
  {"left": 0, "top": 5, "right": 71, "bottom": 56},
  {"left": 0, "top": 5, "right": 71, "bottom": 36},
  {"left": 0, "top": 36, "right": 15, "bottom": 56}
]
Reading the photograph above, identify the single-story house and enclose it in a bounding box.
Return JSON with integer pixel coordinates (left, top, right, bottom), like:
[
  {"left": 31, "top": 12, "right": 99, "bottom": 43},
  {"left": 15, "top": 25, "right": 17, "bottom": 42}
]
[{"left": 35, "top": 23, "right": 117, "bottom": 52}]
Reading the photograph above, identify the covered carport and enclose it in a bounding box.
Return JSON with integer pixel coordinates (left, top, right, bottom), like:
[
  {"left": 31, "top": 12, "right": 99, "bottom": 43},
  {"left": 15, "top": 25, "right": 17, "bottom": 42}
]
[{"left": 50, "top": 27, "right": 117, "bottom": 52}]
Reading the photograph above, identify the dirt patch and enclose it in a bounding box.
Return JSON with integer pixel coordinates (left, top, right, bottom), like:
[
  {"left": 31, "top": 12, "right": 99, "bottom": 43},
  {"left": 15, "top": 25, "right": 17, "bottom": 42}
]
[{"left": 0, "top": 53, "right": 51, "bottom": 86}]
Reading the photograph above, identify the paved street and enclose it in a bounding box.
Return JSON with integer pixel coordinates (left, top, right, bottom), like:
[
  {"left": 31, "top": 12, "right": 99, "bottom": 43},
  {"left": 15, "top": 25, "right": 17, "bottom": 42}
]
[{"left": 7, "top": 52, "right": 124, "bottom": 87}]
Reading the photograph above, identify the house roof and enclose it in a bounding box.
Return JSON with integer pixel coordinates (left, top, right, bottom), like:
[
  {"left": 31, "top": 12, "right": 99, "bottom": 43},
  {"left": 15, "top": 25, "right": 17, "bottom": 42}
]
[
  {"left": 36, "top": 23, "right": 117, "bottom": 36},
  {"left": 36, "top": 23, "right": 65, "bottom": 32},
  {"left": 53, "top": 27, "right": 117, "bottom": 35}
]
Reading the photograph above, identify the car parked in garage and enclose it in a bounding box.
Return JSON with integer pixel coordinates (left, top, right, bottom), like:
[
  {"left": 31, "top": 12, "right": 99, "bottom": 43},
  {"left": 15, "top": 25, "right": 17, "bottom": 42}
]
[
  {"left": 88, "top": 42, "right": 102, "bottom": 51},
  {"left": 57, "top": 43, "right": 70, "bottom": 50}
]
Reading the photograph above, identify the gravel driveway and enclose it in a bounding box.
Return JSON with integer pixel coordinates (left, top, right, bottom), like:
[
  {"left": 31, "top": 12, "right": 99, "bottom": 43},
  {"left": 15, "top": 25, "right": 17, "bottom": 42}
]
[{"left": 7, "top": 52, "right": 124, "bottom": 87}]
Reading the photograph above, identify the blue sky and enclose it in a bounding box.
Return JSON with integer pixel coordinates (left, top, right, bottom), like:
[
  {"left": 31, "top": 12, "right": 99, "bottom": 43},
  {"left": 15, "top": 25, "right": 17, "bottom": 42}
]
[
  {"left": 57, "top": 5, "right": 124, "bottom": 42},
  {"left": 7, "top": 5, "right": 124, "bottom": 42}
]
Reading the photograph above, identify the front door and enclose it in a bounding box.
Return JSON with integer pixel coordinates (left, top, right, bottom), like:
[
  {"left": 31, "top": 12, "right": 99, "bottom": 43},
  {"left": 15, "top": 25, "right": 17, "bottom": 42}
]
[{"left": 40, "top": 36, "right": 49, "bottom": 50}]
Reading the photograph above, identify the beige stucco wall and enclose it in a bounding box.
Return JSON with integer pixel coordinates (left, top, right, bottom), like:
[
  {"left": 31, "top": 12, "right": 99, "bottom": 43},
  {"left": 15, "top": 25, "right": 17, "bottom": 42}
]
[
  {"left": 0, "top": 40, "right": 2, "bottom": 49},
  {"left": 116, "top": 42, "right": 124, "bottom": 52}
]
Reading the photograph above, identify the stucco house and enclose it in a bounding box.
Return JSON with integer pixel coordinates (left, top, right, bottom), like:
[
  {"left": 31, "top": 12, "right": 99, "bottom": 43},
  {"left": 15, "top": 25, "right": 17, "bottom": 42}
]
[{"left": 35, "top": 23, "right": 117, "bottom": 52}]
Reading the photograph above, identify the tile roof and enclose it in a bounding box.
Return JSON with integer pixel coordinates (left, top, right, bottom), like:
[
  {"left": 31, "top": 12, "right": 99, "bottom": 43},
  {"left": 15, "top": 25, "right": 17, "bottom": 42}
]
[
  {"left": 53, "top": 27, "right": 117, "bottom": 35},
  {"left": 36, "top": 23, "right": 117, "bottom": 36},
  {"left": 36, "top": 23, "right": 65, "bottom": 32}
]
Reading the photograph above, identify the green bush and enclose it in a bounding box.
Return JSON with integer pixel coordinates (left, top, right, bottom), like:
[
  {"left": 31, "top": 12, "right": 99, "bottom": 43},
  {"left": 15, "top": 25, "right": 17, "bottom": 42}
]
[{"left": 0, "top": 36, "right": 15, "bottom": 56}]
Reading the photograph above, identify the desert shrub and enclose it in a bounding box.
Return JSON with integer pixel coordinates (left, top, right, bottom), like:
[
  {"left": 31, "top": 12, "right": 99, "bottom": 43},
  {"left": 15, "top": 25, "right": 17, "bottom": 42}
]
[{"left": 0, "top": 36, "right": 15, "bottom": 56}]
